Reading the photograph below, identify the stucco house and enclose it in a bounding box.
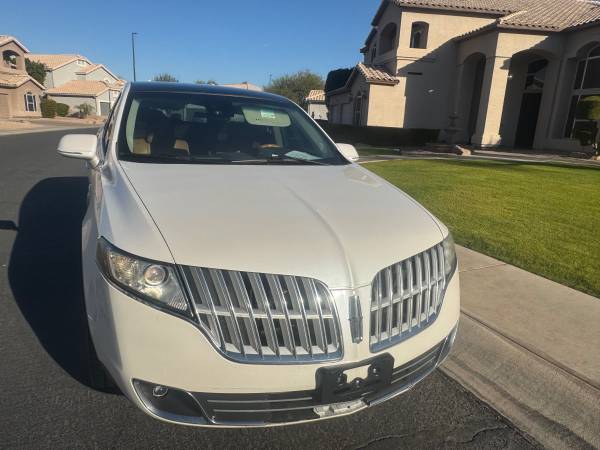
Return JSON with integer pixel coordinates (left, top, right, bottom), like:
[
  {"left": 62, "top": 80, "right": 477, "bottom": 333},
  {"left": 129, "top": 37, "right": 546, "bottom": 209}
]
[
  {"left": 327, "top": 0, "right": 600, "bottom": 151},
  {"left": 0, "top": 35, "right": 44, "bottom": 118},
  {"left": 306, "top": 90, "right": 329, "bottom": 120},
  {"left": 27, "top": 53, "right": 123, "bottom": 116},
  {"left": 45, "top": 79, "right": 123, "bottom": 116}
]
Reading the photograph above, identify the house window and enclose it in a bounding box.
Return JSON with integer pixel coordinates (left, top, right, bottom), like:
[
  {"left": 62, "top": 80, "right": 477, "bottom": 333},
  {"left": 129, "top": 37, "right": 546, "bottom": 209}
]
[
  {"left": 565, "top": 44, "right": 600, "bottom": 141},
  {"left": 524, "top": 59, "right": 548, "bottom": 91},
  {"left": 379, "top": 23, "right": 397, "bottom": 54},
  {"left": 353, "top": 93, "right": 364, "bottom": 126},
  {"left": 410, "top": 22, "right": 429, "bottom": 49},
  {"left": 371, "top": 45, "right": 377, "bottom": 63},
  {"left": 24, "top": 92, "right": 37, "bottom": 112}
]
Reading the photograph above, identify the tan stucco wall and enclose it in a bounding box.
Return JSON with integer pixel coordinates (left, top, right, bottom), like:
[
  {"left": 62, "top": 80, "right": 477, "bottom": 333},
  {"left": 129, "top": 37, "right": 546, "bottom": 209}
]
[
  {"left": 307, "top": 102, "right": 328, "bottom": 120},
  {"left": 0, "top": 41, "right": 26, "bottom": 71},
  {"left": 0, "top": 80, "right": 43, "bottom": 118},
  {"left": 364, "top": 5, "right": 497, "bottom": 130},
  {"left": 84, "top": 67, "right": 118, "bottom": 83}
]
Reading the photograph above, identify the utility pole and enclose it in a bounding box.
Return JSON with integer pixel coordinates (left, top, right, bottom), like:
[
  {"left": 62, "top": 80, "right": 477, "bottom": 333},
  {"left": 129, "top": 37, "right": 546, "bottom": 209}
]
[{"left": 131, "top": 32, "right": 138, "bottom": 81}]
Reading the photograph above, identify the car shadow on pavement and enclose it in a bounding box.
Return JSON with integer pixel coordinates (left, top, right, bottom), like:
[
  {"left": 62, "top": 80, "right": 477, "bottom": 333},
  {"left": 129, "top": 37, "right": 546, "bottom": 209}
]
[{"left": 8, "top": 176, "right": 104, "bottom": 391}]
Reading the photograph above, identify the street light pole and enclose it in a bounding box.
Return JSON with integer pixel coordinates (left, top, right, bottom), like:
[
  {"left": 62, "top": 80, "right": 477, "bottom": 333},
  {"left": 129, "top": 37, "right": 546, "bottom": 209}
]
[{"left": 131, "top": 32, "right": 138, "bottom": 82}]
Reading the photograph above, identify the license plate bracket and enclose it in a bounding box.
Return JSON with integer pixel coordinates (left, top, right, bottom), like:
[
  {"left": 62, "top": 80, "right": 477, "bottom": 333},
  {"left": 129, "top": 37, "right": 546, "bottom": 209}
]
[{"left": 316, "top": 354, "right": 394, "bottom": 404}]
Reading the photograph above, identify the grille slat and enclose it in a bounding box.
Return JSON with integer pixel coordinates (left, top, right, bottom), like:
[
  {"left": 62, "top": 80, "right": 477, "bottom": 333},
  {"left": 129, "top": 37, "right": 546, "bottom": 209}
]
[
  {"left": 183, "top": 267, "right": 341, "bottom": 363},
  {"left": 230, "top": 271, "right": 262, "bottom": 356},
  {"left": 304, "top": 278, "right": 328, "bottom": 355},
  {"left": 284, "top": 275, "right": 312, "bottom": 356},
  {"left": 370, "top": 243, "right": 448, "bottom": 352}
]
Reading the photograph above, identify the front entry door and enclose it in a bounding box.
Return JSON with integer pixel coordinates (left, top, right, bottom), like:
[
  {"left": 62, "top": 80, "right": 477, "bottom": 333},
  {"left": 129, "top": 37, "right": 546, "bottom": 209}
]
[{"left": 514, "top": 93, "right": 542, "bottom": 148}]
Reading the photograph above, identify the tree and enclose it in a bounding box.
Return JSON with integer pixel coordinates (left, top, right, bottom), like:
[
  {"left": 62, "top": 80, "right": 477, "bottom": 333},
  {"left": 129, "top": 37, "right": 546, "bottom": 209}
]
[
  {"left": 325, "top": 68, "right": 353, "bottom": 93},
  {"left": 153, "top": 73, "right": 178, "bottom": 82},
  {"left": 264, "top": 70, "right": 324, "bottom": 106},
  {"left": 25, "top": 58, "right": 47, "bottom": 85}
]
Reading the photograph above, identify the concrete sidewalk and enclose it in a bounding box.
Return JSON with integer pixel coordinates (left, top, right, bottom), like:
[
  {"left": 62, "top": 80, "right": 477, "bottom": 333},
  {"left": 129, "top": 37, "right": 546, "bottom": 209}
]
[{"left": 442, "top": 246, "right": 600, "bottom": 449}]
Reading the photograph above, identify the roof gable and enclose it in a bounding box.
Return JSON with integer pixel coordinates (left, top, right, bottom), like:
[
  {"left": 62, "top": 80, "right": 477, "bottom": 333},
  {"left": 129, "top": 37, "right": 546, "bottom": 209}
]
[
  {"left": 0, "top": 35, "right": 29, "bottom": 53},
  {"left": 26, "top": 54, "right": 91, "bottom": 71}
]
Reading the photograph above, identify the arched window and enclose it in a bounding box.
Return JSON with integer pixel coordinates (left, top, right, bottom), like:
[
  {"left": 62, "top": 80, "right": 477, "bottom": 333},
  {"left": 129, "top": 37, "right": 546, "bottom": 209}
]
[
  {"left": 565, "top": 44, "right": 600, "bottom": 140},
  {"left": 410, "top": 22, "right": 429, "bottom": 49},
  {"left": 379, "top": 23, "right": 397, "bottom": 54},
  {"left": 2, "top": 50, "right": 19, "bottom": 69}
]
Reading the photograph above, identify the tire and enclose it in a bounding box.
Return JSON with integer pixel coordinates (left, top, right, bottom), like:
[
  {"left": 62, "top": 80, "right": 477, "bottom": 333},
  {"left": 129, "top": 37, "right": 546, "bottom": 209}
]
[{"left": 85, "top": 328, "right": 119, "bottom": 394}]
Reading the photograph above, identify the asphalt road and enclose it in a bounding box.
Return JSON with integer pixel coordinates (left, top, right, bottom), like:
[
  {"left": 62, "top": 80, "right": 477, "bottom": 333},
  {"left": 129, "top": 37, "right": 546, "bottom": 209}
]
[{"left": 0, "top": 129, "right": 540, "bottom": 450}]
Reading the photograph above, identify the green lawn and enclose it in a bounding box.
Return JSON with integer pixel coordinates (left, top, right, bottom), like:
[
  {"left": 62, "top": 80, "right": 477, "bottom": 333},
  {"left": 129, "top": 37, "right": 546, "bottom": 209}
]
[
  {"left": 356, "top": 146, "right": 401, "bottom": 156},
  {"left": 365, "top": 159, "right": 600, "bottom": 298}
]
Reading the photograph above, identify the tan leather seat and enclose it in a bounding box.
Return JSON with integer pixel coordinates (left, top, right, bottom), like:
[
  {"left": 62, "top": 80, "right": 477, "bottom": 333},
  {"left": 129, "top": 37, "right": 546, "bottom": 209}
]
[{"left": 174, "top": 139, "right": 190, "bottom": 153}]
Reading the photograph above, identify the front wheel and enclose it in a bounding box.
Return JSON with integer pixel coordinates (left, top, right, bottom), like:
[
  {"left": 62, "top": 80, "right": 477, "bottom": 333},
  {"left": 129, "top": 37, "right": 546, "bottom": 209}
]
[{"left": 85, "top": 328, "right": 119, "bottom": 394}]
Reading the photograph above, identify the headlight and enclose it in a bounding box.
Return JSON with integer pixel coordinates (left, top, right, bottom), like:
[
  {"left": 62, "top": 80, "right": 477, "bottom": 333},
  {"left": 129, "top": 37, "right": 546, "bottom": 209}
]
[
  {"left": 97, "top": 238, "right": 192, "bottom": 317},
  {"left": 442, "top": 233, "right": 458, "bottom": 282}
]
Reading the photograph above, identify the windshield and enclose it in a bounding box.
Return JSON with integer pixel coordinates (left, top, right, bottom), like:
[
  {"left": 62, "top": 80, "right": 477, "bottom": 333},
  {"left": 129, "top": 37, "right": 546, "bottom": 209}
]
[{"left": 117, "top": 91, "right": 348, "bottom": 166}]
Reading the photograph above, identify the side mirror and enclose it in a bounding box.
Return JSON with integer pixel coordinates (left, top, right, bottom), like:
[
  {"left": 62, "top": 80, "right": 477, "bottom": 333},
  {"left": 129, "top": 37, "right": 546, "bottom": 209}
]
[
  {"left": 57, "top": 134, "right": 99, "bottom": 167},
  {"left": 337, "top": 143, "right": 360, "bottom": 162}
]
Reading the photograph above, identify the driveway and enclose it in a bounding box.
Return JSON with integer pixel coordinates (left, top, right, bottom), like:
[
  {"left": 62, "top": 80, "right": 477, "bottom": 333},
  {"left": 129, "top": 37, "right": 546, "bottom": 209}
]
[{"left": 0, "top": 130, "right": 539, "bottom": 449}]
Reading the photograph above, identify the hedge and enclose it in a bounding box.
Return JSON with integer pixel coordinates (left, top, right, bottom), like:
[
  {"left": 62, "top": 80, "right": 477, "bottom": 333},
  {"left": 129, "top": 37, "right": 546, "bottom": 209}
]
[
  {"left": 316, "top": 121, "right": 439, "bottom": 147},
  {"left": 40, "top": 98, "right": 57, "bottom": 118},
  {"left": 56, "top": 103, "right": 69, "bottom": 117}
]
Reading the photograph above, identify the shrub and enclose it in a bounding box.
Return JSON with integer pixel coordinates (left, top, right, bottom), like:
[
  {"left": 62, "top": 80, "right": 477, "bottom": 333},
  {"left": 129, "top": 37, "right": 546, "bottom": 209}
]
[
  {"left": 40, "top": 98, "right": 57, "bottom": 118},
  {"left": 316, "top": 121, "right": 439, "bottom": 147},
  {"left": 76, "top": 103, "right": 93, "bottom": 118},
  {"left": 56, "top": 103, "right": 69, "bottom": 117}
]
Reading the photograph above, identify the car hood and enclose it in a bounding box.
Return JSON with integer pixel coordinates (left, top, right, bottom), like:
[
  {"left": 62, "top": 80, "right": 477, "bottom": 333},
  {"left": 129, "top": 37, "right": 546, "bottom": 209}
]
[{"left": 120, "top": 162, "right": 444, "bottom": 289}]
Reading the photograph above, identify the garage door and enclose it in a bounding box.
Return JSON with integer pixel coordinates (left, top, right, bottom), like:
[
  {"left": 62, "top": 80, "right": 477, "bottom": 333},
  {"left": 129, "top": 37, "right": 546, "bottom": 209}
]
[
  {"left": 99, "top": 101, "right": 110, "bottom": 116},
  {"left": 0, "top": 94, "right": 10, "bottom": 118}
]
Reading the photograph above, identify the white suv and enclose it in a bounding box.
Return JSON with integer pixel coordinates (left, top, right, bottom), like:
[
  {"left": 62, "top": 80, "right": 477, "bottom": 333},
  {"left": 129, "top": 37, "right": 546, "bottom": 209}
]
[{"left": 58, "top": 82, "right": 459, "bottom": 427}]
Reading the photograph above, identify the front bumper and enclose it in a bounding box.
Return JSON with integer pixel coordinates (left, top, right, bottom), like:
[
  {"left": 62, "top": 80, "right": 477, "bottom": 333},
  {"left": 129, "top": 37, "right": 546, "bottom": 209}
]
[
  {"left": 85, "top": 263, "right": 460, "bottom": 427},
  {"left": 133, "top": 326, "right": 457, "bottom": 427}
]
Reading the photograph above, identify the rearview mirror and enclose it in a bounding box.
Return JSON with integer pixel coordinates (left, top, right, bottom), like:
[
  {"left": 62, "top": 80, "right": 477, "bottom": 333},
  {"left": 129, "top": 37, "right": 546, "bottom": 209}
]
[
  {"left": 336, "top": 143, "right": 360, "bottom": 162},
  {"left": 57, "top": 134, "right": 99, "bottom": 167}
]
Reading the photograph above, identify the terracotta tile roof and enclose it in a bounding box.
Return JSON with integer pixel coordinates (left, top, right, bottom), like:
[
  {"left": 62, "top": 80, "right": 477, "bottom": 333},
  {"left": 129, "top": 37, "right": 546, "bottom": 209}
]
[
  {"left": 497, "top": 0, "right": 600, "bottom": 30},
  {"left": 46, "top": 80, "right": 111, "bottom": 96},
  {"left": 357, "top": 63, "right": 398, "bottom": 84},
  {"left": 306, "top": 90, "right": 326, "bottom": 102},
  {"left": 387, "top": 0, "right": 600, "bottom": 31},
  {"left": 0, "top": 70, "right": 43, "bottom": 89},
  {"left": 0, "top": 35, "right": 29, "bottom": 52},
  {"left": 26, "top": 54, "right": 91, "bottom": 70}
]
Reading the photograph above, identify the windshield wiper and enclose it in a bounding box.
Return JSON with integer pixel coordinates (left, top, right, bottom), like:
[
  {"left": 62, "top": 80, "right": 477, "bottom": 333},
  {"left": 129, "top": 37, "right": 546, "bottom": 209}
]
[
  {"left": 265, "top": 155, "right": 328, "bottom": 166},
  {"left": 126, "top": 153, "right": 233, "bottom": 164}
]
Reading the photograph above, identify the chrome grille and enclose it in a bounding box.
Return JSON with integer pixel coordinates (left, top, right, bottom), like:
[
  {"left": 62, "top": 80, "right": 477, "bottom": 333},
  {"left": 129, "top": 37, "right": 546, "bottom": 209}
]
[
  {"left": 180, "top": 267, "right": 342, "bottom": 363},
  {"left": 370, "top": 243, "right": 446, "bottom": 351}
]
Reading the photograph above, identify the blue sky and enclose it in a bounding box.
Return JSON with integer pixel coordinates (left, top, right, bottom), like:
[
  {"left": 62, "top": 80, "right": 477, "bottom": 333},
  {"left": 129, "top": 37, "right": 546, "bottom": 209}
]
[{"left": 1, "top": 0, "right": 380, "bottom": 85}]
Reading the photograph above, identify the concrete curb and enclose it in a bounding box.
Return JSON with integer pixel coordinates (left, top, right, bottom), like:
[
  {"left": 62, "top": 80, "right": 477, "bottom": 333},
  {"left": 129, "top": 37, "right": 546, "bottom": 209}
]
[{"left": 441, "top": 314, "right": 600, "bottom": 450}]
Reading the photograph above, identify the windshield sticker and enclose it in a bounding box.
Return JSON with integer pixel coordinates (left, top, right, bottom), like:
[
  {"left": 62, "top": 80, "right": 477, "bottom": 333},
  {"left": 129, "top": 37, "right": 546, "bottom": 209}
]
[
  {"left": 242, "top": 106, "right": 291, "bottom": 127},
  {"left": 260, "top": 110, "right": 276, "bottom": 119}
]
